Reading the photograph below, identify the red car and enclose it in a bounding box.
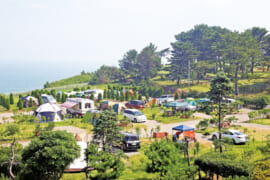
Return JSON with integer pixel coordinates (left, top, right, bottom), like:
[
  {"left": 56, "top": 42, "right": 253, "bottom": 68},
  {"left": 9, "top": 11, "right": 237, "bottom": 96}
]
[{"left": 125, "top": 100, "right": 145, "bottom": 109}]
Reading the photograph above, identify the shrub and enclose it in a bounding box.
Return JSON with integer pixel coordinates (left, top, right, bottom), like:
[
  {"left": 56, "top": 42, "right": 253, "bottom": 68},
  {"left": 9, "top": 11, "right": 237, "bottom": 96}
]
[{"left": 195, "top": 152, "right": 253, "bottom": 178}]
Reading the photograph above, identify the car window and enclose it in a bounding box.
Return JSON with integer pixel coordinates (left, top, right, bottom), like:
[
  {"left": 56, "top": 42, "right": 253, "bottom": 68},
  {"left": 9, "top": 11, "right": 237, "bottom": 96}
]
[
  {"left": 234, "top": 132, "right": 243, "bottom": 135},
  {"left": 230, "top": 132, "right": 234, "bottom": 135},
  {"left": 134, "top": 111, "right": 143, "bottom": 116},
  {"left": 126, "top": 136, "right": 139, "bottom": 141},
  {"left": 160, "top": 96, "right": 166, "bottom": 98}
]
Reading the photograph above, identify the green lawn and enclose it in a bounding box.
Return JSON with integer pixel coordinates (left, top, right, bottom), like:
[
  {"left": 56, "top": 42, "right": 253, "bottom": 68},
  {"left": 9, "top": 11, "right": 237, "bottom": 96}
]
[
  {"left": 141, "top": 107, "right": 200, "bottom": 124},
  {"left": 245, "top": 118, "right": 270, "bottom": 126}
]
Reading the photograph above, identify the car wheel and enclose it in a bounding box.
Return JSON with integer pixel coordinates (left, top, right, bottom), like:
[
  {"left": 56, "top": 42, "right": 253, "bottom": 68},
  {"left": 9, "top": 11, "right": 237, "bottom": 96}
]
[
  {"left": 212, "top": 135, "right": 217, "bottom": 140},
  {"left": 134, "top": 118, "right": 137, "bottom": 123},
  {"left": 121, "top": 144, "right": 125, "bottom": 151},
  {"left": 232, "top": 139, "right": 236, "bottom": 145}
]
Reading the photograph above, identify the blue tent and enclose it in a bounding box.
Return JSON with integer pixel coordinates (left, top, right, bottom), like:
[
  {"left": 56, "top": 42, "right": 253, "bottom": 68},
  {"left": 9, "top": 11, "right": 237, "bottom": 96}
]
[
  {"left": 196, "top": 98, "right": 211, "bottom": 103},
  {"left": 172, "top": 125, "right": 194, "bottom": 132}
]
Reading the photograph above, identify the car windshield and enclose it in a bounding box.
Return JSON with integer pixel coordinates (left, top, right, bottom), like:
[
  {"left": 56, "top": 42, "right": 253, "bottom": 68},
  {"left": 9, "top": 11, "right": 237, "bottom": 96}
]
[
  {"left": 233, "top": 132, "right": 244, "bottom": 135},
  {"left": 127, "top": 136, "right": 139, "bottom": 141},
  {"left": 135, "top": 101, "right": 144, "bottom": 105},
  {"left": 134, "top": 111, "right": 143, "bottom": 116},
  {"left": 160, "top": 96, "right": 167, "bottom": 98}
]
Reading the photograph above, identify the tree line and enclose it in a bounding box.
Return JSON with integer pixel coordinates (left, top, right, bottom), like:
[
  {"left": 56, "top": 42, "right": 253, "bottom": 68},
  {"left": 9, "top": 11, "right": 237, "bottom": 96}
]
[{"left": 89, "top": 24, "right": 270, "bottom": 96}]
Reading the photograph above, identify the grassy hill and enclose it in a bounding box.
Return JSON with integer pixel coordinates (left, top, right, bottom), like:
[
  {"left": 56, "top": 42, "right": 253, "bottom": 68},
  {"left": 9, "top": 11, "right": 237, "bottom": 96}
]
[{"left": 45, "top": 73, "right": 93, "bottom": 88}]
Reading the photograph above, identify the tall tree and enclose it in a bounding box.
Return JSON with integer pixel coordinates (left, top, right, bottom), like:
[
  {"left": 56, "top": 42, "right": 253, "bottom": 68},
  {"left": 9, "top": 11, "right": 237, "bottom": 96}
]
[
  {"left": 208, "top": 72, "right": 233, "bottom": 153},
  {"left": 136, "top": 43, "right": 162, "bottom": 82},
  {"left": 119, "top": 49, "right": 139, "bottom": 80},
  {"left": 168, "top": 41, "right": 198, "bottom": 86},
  {"left": 92, "top": 110, "right": 121, "bottom": 152}
]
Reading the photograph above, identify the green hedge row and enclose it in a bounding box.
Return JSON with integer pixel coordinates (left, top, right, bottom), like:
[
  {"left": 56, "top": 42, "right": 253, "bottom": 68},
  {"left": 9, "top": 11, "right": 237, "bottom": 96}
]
[{"left": 195, "top": 152, "right": 253, "bottom": 178}]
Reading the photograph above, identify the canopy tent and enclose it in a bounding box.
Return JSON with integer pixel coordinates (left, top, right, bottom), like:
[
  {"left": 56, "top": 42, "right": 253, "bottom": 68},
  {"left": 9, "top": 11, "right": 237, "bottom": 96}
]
[
  {"left": 172, "top": 125, "right": 194, "bottom": 132},
  {"left": 35, "top": 103, "right": 65, "bottom": 122},
  {"left": 61, "top": 101, "right": 78, "bottom": 108},
  {"left": 188, "top": 101, "right": 197, "bottom": 107},
  {"left": 197, "top": 98, "right": 211, "bottom": 103},
  {"left": 99, "top": 101, "right": 126, "bottom": 114}
]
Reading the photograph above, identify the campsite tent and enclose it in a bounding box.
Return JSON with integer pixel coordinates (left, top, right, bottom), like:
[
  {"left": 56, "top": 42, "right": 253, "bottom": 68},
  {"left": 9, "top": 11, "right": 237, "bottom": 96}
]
[
  {"left": 172, "top": 125, "right": 194, "bottom": 132},
  {"left": 196, "top": 98, "right": 211, "bottom": 103},
  {"left": 21, "top": 96, "right": 39, "bottom": 108},
  {"left": 35, "top": 103, "right": 65, "bottom": 122}
]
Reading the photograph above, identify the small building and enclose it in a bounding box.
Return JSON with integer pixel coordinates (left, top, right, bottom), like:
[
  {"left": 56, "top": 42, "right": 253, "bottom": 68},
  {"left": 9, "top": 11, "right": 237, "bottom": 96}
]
[{"left": 61, "top": 98, "right": 95, "bottom": 117}]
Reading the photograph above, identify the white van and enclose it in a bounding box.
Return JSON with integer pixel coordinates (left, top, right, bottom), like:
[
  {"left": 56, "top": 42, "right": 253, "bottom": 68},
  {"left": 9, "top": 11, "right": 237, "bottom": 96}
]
[{"left": 123, "top": 109, "right": 147, "bottom": 123}]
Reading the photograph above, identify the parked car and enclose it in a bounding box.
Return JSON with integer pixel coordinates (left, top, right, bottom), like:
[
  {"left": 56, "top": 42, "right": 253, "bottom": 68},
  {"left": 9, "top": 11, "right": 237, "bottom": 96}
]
[
  {"left": 211, "top": 129, "right": 248, "bottom": 144},
  {"left": 157, "top": 95, "right": 174, "bottom": 105},
  {"left": 114, "top": 132, "right": 140, "bottom": 151},
  {"left": 125, "top": 100, "right": 145, "bottom": 109},
  {"left": 123, "top": 109, "right": 147, "bottom": 123}
]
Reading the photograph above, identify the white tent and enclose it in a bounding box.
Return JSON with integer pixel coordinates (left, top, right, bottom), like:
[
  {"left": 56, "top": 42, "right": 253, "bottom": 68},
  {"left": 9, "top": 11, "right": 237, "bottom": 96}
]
[{"left": 35, "top": 103, "right": 65, "bottom": 122}]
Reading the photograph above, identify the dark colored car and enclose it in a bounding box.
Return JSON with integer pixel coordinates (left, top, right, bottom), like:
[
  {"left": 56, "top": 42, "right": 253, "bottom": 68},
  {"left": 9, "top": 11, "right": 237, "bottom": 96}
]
[
  {"left": 125, "top": 100, "right": 145, "bottom": 109},
  {"left": 114, "top": 132, "right": 141, "bottom": 151}
]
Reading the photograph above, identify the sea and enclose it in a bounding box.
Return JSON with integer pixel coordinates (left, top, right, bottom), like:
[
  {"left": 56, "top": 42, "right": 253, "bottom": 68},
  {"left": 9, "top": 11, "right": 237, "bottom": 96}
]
[{"left": 0, "top": 60, "right": 95, "bottom": 94}]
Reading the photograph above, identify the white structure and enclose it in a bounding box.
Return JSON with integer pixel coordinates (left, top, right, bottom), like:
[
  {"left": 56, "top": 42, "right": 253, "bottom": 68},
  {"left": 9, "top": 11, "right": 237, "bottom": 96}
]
[
  {"left": 35, "top": 103, "right": 64, "bottom": 122},
  {"left": 41, "top": 94, "right": 56, "bottom": 104},
  {"left": 84, "top": 89, "right": 104, "bottom": 99},
  {"left": 68, "top": 134, "right": 87, "bottom": 172},
  {"left": 61, "top": 98, "right": 95, "bottom": 116}
]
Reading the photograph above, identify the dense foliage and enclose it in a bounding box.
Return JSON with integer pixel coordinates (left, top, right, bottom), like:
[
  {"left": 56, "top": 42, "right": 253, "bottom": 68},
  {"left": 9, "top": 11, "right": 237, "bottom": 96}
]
[
  {"left": 145, "top": 140, "right": 181, "bottom": 176},
  {"left": 195, "top": 152, "right": 253, "bottom": 178},
  {"left": 21, "top": 131, "right": 80, "bottom": 180}
]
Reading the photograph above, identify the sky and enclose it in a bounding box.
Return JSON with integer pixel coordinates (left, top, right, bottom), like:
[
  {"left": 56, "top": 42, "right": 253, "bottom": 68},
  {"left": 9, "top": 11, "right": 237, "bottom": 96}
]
[{"left": 0, "top": 0, "right": 270, "bottom": 73}]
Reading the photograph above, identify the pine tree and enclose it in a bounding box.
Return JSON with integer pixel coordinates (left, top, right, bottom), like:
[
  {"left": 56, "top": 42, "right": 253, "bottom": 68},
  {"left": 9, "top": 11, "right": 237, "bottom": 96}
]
[
  {"left": 181, "top": 91, "right": 185, "bottom": 99},
  {"left": 120, "top": 90, "right": 124, "bottom": 101},
  {"left": 5, "top": 98, "right": 10, "bottom": 110},
  {"left": 29, "top": 98, "right": 33, "bottom": 107},
  {"left": 103, "top": 89, "right": 107, "bottom": 99},
  {"left": 98, "top": 93, "right": 102, "bottom": 102},
  {"left": 18, "top": 98, "right": 23, "bottom": 110},
  {"left": 107, "top": 90, "right": 111, "bottom": 99},
  {"left": 9, "top": 93, "right": 14, "bottom": 105},
  {"left": 61, "top": 93, "right": 66, "bottom": 103},
  {"left": 38, "top": 95, "right": 43, "bottom": 105},
  {"left": 125, "top": 90, "right": 129, "bottom": 101},
  {"left": 174, "top": 92, "right": 179, "bottom": 100},
  {"left": 90, "top": 93, "right": 94, "bottom": 100},
  {"left": 138, "top": 94, "right": 142, "bottom": 100}
]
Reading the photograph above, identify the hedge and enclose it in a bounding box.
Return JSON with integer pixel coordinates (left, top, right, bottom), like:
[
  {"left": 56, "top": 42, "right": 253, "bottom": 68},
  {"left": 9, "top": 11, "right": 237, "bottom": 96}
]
[{"left": 195, "top": 152, "right": 253, "bottom": 178}]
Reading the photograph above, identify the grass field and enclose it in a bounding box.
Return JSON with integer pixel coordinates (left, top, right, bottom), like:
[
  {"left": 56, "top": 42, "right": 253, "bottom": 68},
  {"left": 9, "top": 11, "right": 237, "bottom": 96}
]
[{"left": 246, "top": 118, "right": 270, "bottom": 126}]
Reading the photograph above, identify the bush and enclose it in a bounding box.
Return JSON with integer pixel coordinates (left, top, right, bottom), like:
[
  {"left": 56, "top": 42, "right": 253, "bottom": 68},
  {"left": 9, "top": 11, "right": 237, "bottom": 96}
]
[
  {"left": 195, "top": 152, "right": 253, "bottom": 178},
  {"left": 5, "top": 124, "right": 19, "bottom": 136},
  {"left": 239, "top": 96, "right": 269, "bottom": 109}
]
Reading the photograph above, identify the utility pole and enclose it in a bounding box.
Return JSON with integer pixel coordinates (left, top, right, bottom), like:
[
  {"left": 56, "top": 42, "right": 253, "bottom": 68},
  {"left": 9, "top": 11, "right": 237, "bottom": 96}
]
[{"left": 188, "top": 59, "right": 190, "bottom": 89}]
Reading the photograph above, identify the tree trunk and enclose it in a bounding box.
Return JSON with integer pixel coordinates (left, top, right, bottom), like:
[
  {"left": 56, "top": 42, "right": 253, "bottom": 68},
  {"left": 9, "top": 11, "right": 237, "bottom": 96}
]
[
  {"left": 251, "top": 61, "right": 254, "bottom": 75},
  {"left": 177, "top": 77, "right": 180, "bottom": 86},
  {"left": 218, "top": 99, "right": 223, "bottom": 153},
  {"left": 9, "top": 137, "right": 16, "bottom": 180},
  {"left": 186, "top": 139, "right": 191, "bottom": 166},
  {"left": 235, "top": 65, "right": 239, "bottom": 96}
]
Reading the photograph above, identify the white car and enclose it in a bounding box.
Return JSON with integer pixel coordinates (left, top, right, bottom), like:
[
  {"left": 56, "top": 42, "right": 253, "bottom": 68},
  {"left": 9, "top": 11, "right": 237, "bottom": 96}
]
[
  {"left": 211, "top": 129, "right": 248, "bottom": 144},
  {"left": 123, "top": 109, "right": 147, "bottom": 123}
]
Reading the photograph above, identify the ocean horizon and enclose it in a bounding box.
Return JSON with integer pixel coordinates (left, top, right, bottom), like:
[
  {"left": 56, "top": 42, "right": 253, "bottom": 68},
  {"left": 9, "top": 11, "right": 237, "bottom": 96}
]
[{"left": 0, "top": 60, "right": 95, "bottom": 94}]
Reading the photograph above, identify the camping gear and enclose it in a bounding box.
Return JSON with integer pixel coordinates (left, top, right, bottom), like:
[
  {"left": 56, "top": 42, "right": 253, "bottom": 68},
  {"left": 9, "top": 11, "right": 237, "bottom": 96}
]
[{"left": 35, "top": 103, "right": 65, "bottom": 122}]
